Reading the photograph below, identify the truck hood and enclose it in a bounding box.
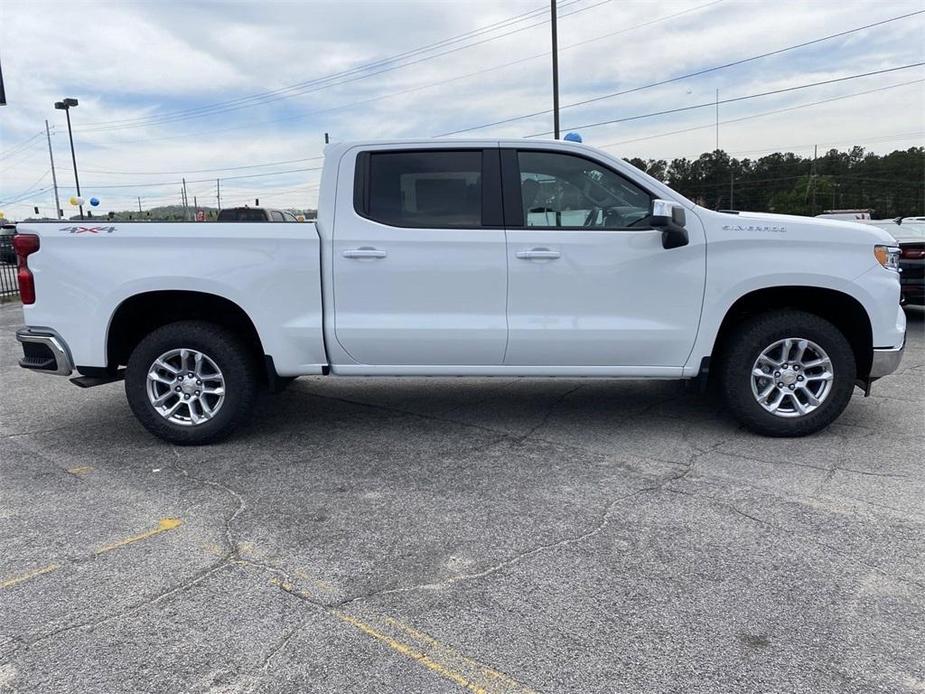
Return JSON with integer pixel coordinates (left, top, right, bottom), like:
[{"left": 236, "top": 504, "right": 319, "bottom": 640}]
[{"left": 720, "top": 210, "right": 899, "bottom": 245}]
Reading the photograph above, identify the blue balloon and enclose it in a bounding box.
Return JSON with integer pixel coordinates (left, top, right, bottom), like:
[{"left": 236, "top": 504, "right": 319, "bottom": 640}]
[
  {"left": 89, "top": 197, "right": 100, "bottom": 207},
  {"left": 563, "top": 132, "right": 583, "bottom": 143}
]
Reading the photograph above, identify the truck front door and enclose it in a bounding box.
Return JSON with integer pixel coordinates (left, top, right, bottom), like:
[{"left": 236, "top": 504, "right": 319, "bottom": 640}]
[
  {"left": 333, "top": 148, "right": 508, "bottom": 366},
  {"left": 503, "top": 148, "right": 705, "bottom": 368}
]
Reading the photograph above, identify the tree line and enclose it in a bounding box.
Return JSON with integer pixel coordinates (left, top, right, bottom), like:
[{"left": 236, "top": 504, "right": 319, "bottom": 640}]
[{"left": 626, "top": 146, "right": 924, "bottom": 218}]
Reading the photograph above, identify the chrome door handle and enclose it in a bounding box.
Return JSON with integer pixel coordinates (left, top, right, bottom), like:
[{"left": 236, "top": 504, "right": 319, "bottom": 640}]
[
  {"left": 515, "top": 248, "right": 560, "bottom": 260},
  {"left": 343, "top": 247, "right": 387, "bottom": 259}
]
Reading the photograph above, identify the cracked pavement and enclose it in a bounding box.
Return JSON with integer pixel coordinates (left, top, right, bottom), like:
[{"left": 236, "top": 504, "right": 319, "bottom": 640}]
[{"left": 0, "top": 302, "right": 923, "bottom": 693}]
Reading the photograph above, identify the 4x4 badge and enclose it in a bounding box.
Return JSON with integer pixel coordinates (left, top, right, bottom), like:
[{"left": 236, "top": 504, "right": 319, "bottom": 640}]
[{"left": 60, "top": 226, "right": 116, "bottom": 234}]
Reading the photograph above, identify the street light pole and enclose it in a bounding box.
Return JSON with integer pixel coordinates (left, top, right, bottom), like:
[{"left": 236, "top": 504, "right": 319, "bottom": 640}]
[
  {"left": 54, "top": 98, "right": 82, "bottom": 219},
  {"left": 550, "top": 0, "right": 560, "bottom": 140}
]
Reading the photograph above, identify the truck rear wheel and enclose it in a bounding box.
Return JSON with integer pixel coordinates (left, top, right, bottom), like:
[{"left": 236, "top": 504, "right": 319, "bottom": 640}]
[
  {"left": 719, "top": 310, "right": 856, "bottom": 437},
  {"left": 125, "top": 321, "right": 258, "bottom": 445}
]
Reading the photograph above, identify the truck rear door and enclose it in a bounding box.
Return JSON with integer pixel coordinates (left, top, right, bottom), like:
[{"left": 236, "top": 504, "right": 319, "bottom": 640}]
[{"left": 332, "top": 147, "right": 507, "bottom": 366}]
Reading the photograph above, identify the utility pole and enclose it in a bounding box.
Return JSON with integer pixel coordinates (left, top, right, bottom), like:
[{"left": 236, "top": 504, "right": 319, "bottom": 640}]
[
  {"left": 550, "top": 0, "right": 560, "bottom": 140},
  {"left": 44, "top": 120, "right": 61, "bottom": 219},
  {"left": 324, "top": 132, "right": 330, "bottom": 144},
  {"left": 715, "top": 89, "right": 719, "bottom": 151},
  {"left": 216, "top": 178, "right": 222, "bottom": 211},
  {"left": 137, "top": 196, "right": 142, "bottom": 214},
  {"left": 181, "top": 178, "right": 190, "bottom": 220},
  {"left": 811, "top": 144, "right": 818, "bottom": 215},
  {"left": 730, "top": 171, "right": 734, "bottom": 210},
  {"left": 805, "top": 144, "right": 817, "bottom": 212}
]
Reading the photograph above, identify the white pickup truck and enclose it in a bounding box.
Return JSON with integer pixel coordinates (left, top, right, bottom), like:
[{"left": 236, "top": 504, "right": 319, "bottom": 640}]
[{"left": 12, "top": 139, "right": 905, "bottom": 444}]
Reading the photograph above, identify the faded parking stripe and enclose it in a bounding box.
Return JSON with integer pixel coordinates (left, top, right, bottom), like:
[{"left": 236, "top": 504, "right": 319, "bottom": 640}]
[
  {"left": 0, "top": 563, "right": 60, "bottom": 590},
  {"left": 334, "top": 610, "right": 537, "bottom": 694},
  {"left": 95, "top": 517, "right": 182, "bottom": 555},
  {"left": 1, "top": 517, "right": 183, "bottom": 590}
]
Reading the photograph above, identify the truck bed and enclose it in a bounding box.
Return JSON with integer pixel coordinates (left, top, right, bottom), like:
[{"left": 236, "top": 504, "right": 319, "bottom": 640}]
[{"left": 16, "top": 221, "right": 327, "bottom": 376}]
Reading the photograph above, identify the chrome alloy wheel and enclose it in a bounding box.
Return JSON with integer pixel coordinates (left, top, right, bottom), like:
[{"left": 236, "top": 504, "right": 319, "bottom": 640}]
[
  {"left": 146, "top": 348, "right": 225, "bottom": 426},
  {"left": 750, "top": 338, "right": 834, "bottom": 418}
]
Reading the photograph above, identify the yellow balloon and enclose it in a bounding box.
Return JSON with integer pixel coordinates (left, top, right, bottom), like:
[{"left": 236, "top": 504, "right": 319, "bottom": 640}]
[
  {"left": 0, "top": 211, "right": 5, "bottom": 219},
  {"left": 69, "top": 196, "right": 79, "bottom": 206}
]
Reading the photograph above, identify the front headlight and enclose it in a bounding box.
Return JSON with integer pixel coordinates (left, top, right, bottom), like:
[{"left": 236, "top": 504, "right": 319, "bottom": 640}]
[{"left": 874, "top": 245, "right": 901, "bottom": 272}]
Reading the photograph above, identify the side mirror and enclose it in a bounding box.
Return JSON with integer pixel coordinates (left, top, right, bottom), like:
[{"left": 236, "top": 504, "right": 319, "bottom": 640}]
[{"left": 650, "top": 199, "right": 689, "bottom": 249}]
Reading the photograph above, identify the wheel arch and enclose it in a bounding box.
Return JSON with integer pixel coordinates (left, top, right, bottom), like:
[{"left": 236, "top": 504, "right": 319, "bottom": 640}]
[
  {"left": 106, "top": 290, "right": 266, "bottom": 373},
  {"left": 710, "top": 286, "right": 873, "bottom": 378}
]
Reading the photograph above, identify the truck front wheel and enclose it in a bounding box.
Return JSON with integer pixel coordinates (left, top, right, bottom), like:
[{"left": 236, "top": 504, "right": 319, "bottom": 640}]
[
  {"left": 125, "top": 321, "right": 258, "bottom": 445},
  {"left": 719, "top": 310, "right": 856, "bottom": 437}
]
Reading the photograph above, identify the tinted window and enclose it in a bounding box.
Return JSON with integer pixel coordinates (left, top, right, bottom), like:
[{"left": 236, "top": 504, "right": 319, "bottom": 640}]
[
  {"left": 217, "top": 208, "right": 269, "bottom": 222},
  {"left": 518, "top": 151, "right": 652, "bottom": 229},
  {"left": 270, "top": 211, "right": 285, "bottom": 222},
  {"left": 366, "top": 151, "right": 482, "bottom": 228}
]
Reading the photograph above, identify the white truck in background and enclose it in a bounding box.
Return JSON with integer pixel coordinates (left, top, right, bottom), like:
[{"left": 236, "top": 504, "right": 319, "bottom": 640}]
[{"left": 12, "top": 139, "right": 905, "bottom": 444}]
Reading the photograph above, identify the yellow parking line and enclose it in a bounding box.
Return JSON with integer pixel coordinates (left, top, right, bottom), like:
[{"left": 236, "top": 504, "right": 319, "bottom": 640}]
[
  {"left": 334, "top": 611, "right": 537, "bottom": 694},
  {"left": 384, "top": 617, "right": 532, "bottom": 691},
  {"left": 0, "top": 563, "right": 60, "bottom": 590},
  {"left": 269, "top": 577, "right": 533, "bottom": 693},
  {"left": 334, "top": 610, "right": 487, "bottom": 693},
  {"left": 95, "top": 517, "right": 183, "bottom": 555}
]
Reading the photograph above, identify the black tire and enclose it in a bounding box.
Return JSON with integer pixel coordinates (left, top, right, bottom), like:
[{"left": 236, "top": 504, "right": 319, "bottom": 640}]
[
  {"left": 718, "top": 310, "right": 856, "bottom": 437},
  {"left": 125, "top": 321, "right": 258, "bottom": 445}
]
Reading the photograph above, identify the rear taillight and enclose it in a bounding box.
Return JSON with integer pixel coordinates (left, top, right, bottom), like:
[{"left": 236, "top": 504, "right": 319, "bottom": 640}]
[
  {"left": 900, "top": 245, "right": 924, "bottom": 260},
  {"left": 12, "top": 234, "right": 40, "bottom": 304}
]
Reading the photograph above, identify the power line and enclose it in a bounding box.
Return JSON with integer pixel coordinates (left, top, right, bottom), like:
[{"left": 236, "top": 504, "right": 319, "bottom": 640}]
[
  {"left": 435, "top": 8, "right": 925, "bottom": 136},
  {"left": 0, "top": 131, "right": 47, "bottom": 160},
  {"left": 598, "top": 78, "right": 925, "bottom": 149},
  {"left": 727, "top": 131, "right": 925, "bottom": 156},
  {"left": 75, "top": 0, "right": 723, "bottom": 149},
  {"left": 82, "top": 165, "right": 324, "bottom": 190},
  {"left": 526, "top": 62, "right": 925, "bottom": 136},
  {"left": 78, "top": 2, "right": 568, "bottom": 128},
  {"left": 0, "top": 170, "right": 53, "bottom": 206},
  {"left": 78, "top": 0, "right": 605, "bottom": 133},
  {"left": 81, "top": 154, "right": 325, "bottom": 176}
]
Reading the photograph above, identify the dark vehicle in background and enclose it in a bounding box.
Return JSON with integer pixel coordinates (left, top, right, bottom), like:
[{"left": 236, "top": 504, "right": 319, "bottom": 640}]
[
  {"left": 1, "top": 223, "right": 16, "bottom": 264},
  {"left": 894, "top": 220, "right": 925, "bottom": 306},
  {"left": 870, "top": 218, "right": 925, "bottom": 306},
  {"left": 216, "top": 207, "right": 299, "bottom": 222}
]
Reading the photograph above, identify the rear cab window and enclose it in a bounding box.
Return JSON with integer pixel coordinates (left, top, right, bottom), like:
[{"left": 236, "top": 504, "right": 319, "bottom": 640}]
[{"left": 354, "top": 149, "right": 503, "bottom": 228}]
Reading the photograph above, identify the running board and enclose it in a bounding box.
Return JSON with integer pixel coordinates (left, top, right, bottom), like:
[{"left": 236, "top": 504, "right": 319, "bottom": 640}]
[{"left": 70, "top": 369, "right": 126, "bottom": 388}]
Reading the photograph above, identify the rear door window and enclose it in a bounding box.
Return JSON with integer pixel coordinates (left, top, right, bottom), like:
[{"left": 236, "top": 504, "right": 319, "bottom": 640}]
[{"left": 363, "top": 150, "right": 483, "bottom": 228}]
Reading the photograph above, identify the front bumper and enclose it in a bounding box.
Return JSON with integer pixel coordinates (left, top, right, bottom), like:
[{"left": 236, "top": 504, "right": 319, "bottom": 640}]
[
  {"left": 869, "top": 339, "right": 905, "bottom": 378},
  {"left": 16, "top": 328, "right": 74, "bottom": 376}
]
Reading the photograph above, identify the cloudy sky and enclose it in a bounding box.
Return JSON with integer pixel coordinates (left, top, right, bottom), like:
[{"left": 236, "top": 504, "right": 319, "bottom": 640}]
[{"left": 0, "top": 0, "right": 922, "bottom": 218}]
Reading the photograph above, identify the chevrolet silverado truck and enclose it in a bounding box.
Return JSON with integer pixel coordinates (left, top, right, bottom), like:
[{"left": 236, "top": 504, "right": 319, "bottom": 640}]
[{"left": 12, "top": 139, "right": 906, "bottom": 444}]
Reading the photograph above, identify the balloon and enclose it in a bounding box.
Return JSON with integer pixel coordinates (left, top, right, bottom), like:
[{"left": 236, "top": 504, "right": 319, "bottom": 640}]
[
  {"left": 75, "top": 197, "right": 85, "bottom": 206},
  {"left": 563, "top": 132, "right": 583, "bottom": 143},
  {"left": 0, "top": 211, "right": 5, "bottom": 219},
  {"left": 69, "top": 196, "right": 79, "bottom": 206},
  {"left": 90, "top": 197, "right": 100, "bottom": 207}
]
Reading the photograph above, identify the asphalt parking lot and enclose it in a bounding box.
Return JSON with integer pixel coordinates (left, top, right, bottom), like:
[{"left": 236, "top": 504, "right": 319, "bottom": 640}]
[{"left": 1, "top": 301, "right": 923, "bottom": 694}]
